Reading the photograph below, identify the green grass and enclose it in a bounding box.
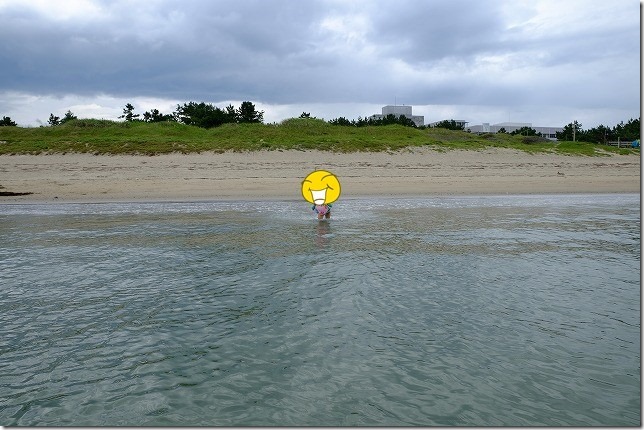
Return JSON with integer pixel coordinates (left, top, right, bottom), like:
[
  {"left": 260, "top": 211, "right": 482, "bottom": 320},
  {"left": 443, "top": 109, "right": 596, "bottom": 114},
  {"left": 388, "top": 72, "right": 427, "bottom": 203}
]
[{"left": 0, "top": 118, "right": 638, "bottom": 156}]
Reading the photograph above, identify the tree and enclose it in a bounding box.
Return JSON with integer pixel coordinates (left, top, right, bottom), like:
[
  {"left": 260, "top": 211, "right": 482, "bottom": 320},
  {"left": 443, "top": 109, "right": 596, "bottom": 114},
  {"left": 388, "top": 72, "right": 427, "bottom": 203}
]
[
  {"left": 497, "top": 127, "right": 507, "bottom": 134},
  {"left": 0, "top": 116, "right": 17, "bottom": 126},
  {"left": 556, "top": 121, "right": 582, "bottom": 141},
  {"left": 354, "top": 116, "right": 369, "bottom": 127},
  {"left": 300, "top": 112, "right": 316, "bottom": 119},
  {"left": 582, "top": 124, "right": 613, "bottom": 144},
  {"left": 59, "top": 110, "right": 78, "bottom": 124},
  {"left": 328, "top": 116, "right": 353, "bottom": 126},
  {"left": 510, "top": 126, "right": 538, "bottom": 136},
  {"left": 142, "top": 109, "right": 174, "bottom": 123},
  {"left": 48, "top": 113, "right": 61, "bottom": 126},
  {"left": 613, "top": 118, "right": 640, "bottom": 141},
  {"left": 225, "top": 104, "right": 237, "bottom": 123},
  {"left": 119, "top": 103, "right": 140, "bottom": 122},
  {"left": 431, "top": 119, "right": 464, "bottom": 131},
  {"left": 556, "top": 118, "right": 640, "bottom": 143},
  {"left": 375, "top": 114, "right": 411, "bottom": 126},
  {"left": 392, "top": 114, "right": 417, "bottom": 128},
  {"left": 174, "top": 102, "right": 229, "bottom": 128},
  {"left": 328, "top": 114, "right": 417, "bottom": 128},
  {"left": 237, "top": 101, "right": 264, "bottom": 123}
]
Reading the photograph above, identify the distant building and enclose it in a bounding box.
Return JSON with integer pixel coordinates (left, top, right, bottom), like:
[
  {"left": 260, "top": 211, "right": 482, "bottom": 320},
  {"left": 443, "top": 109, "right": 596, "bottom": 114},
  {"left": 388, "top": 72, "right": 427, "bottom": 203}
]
[
  {"left": 370, "top": 105, "right": 424, "bottom": 127},
  {"left": 468, "top": 122, "right": 563, "bottom": 140}
]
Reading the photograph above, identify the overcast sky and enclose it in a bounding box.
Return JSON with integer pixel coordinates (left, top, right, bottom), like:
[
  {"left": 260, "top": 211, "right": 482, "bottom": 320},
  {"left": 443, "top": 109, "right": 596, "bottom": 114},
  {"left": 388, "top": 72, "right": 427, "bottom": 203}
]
[{"left": 0, "top": 0, "right": 640, "bottom": 128}]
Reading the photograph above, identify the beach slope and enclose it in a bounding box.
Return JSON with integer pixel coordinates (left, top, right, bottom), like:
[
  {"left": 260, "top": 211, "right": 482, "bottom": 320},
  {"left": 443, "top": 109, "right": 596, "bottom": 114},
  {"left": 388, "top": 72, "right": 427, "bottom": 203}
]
[{"left": 0, "top": 148, "right": 639, "bottom": 203}]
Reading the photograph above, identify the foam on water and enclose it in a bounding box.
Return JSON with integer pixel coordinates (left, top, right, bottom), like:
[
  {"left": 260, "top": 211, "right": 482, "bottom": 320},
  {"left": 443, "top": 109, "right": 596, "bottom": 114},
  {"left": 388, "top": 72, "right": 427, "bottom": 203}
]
[{"left": 1, "top": 193, "right": 637, "bottom": 217}]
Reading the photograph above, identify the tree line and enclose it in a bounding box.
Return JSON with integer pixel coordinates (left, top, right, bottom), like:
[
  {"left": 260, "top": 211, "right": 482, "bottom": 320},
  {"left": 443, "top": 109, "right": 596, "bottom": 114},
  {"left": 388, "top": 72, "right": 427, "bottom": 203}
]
[
  {"left": 0, "top": 110, "right": 462, "bottom": 130},
  {"left": 326, "top": 113, "right": 419, "bottom": 128},
  {"left": 42, "top": 101, "right": 265, "bottom": 128},
  {"left": 496, "top": 118, "right": 641, "bottom": 142},
  {"left": 555, "top": 118, "right": 640, "bottom": 143}
]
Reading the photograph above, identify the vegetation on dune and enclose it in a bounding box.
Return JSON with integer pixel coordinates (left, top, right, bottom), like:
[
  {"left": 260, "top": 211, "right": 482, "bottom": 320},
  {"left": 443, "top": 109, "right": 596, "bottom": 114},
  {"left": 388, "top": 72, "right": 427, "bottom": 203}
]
[
  {"left": 0, "top": 101, "right": 638, "bottom": 156},
  {"left": 0, "top": 117, "right": 637, "bottom": 156}
]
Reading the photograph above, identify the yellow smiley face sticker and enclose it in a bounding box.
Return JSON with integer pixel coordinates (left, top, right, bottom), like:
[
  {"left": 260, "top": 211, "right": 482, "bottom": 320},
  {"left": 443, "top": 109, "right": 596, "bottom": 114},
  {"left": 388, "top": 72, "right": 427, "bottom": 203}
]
[{"left": 301, "top": 170, "right": 341, "bottom": 205}]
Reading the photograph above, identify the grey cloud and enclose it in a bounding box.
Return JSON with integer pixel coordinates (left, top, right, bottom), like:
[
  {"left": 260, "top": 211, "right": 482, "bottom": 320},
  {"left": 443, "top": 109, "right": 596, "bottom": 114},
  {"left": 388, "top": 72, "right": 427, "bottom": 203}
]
[
  {"left": 368, "top": 0, "right": 508, "bottom": 62},
  {"left": 0, "top": 0, "right": 334, "bottom": 100},
  {"left": 0, "top": 0, "right": 639, "bottom": 121}
]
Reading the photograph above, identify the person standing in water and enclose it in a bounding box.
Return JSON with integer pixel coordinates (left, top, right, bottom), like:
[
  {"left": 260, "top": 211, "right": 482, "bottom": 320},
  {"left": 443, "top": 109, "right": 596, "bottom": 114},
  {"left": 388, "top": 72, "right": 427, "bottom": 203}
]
[
  {"left": 301, "top": 170, "right": 341, "bottom": 220},
  {"left": 313, "top": 203, "right": 332, "bottom": 219}
]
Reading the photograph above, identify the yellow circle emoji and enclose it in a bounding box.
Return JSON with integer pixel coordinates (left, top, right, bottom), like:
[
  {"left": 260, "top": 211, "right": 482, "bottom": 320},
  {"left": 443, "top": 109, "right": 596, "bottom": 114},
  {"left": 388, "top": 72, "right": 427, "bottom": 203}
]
[{"left": 301, "top": 170, "right": 341, "bottom": 205}]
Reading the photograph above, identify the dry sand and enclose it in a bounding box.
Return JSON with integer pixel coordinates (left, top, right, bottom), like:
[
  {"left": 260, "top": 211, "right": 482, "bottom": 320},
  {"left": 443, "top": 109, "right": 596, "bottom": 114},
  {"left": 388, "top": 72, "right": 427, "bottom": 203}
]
[{"left": 0, "top": 148, "right": 640, "bottom": 203}]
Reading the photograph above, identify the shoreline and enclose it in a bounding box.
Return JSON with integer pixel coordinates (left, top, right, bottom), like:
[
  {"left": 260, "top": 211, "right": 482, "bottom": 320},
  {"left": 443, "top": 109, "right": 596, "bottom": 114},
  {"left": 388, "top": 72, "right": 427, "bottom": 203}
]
[
  {"left": 0, "top": 193, "right": 639, "bottom": 207},
  {"left": 0, "top": 148, "right": 639, "bottom": 204}
]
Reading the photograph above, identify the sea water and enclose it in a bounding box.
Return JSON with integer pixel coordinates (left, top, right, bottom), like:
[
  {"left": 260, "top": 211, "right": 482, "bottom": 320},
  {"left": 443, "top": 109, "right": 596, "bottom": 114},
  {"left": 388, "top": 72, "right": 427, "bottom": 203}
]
[{"left": 0, "top": 194, "right": 640, "bottom": 426}]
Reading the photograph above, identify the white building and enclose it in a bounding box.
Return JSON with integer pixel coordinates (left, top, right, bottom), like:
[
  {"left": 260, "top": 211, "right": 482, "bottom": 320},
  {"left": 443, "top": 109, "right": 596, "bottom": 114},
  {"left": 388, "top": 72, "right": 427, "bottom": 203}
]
[
  {"left": 370, "top": 105, "right": 424, "bottom": 127},
  {"left": 468, "top": 122, "right": 563, "bottom": 140}
]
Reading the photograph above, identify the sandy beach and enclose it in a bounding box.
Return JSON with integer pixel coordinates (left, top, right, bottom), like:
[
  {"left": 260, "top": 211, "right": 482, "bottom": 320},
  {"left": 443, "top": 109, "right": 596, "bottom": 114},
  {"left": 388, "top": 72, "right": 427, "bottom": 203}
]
[{"left": 0, "top": 148, "right": 639, "bottom": 203}]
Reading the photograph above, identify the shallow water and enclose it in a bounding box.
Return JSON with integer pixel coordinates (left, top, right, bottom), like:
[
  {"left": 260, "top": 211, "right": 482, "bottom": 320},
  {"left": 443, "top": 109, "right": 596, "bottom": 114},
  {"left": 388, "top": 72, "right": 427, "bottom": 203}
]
[{"left": 0, "top": 194, "right": 640, "bottom": 426}]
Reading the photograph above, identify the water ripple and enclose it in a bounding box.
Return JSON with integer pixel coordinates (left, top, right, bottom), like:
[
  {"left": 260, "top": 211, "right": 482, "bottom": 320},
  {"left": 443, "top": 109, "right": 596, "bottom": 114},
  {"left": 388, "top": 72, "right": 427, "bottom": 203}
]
[{"left": 0, "top": 195, "right": 639, "bottom": 426}]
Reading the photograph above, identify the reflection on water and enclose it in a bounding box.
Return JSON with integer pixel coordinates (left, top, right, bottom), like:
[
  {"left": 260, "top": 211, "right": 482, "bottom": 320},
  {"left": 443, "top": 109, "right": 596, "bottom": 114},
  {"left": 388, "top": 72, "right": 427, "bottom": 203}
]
[
  {"left": 314, "top": 220, "right": 332, "bottom": 247},
  {"left": 0, "top": 195, "right": 640, "bottom": 426}
]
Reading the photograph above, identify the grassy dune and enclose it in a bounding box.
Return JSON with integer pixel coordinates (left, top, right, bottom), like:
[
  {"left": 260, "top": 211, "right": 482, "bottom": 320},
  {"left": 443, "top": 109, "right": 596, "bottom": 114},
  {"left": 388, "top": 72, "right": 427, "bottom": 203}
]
[{"left": 0, "top": 118, "right": 637, "bottom": 156}]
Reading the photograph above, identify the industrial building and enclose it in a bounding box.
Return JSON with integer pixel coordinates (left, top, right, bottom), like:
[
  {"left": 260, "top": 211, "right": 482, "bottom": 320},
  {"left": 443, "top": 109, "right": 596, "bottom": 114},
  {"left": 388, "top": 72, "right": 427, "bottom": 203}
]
[
  {"left": 370, "top": 105, "right": 424, "bottom": 127},
  {"left": 467, "top": 122, "right": 563, "bottom": 140},
  {"left": 367, "top": 106, "right": 562, "bottom": 140}
]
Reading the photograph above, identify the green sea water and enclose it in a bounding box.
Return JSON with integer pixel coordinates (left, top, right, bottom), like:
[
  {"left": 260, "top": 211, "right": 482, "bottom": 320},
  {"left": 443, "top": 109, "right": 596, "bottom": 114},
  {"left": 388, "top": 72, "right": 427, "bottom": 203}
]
[{"left": 0, "top": 194, "right": 640, "bottom": 426}]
